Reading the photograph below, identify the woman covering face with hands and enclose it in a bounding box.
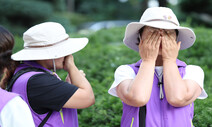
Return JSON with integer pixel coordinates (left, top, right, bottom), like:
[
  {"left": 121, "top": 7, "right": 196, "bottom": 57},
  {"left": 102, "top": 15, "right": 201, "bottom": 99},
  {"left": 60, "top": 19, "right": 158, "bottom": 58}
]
[{"left": 108, "top": 7, "right": 207, "bottom": 127}]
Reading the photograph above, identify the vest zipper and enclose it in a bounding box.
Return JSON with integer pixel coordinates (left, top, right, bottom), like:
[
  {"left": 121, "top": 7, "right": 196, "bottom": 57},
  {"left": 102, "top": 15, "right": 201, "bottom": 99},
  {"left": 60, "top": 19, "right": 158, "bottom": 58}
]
[
  {"left": 157, "top": 76, "right": 164, "bottom": 127},
  {"left": 158, "top": 82, "right": 164, "bottom": 100}
]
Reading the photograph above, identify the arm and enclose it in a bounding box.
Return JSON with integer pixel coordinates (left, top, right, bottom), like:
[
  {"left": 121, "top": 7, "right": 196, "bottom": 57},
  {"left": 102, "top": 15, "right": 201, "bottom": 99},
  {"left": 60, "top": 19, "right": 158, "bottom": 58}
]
[
  {"left": 163, "top": 62, "right": 201, "bottom": 107},
  {"left": 63, "top": 55, "right": 95, "bottom": 109},
  {"left": 117, "top": 61, "right": 155, "bottom": 107},
  {"left": 117, "top": 31, "right": 161, "bottom": 107},
  {"left": 162, "top": 32, "right": 201, "bottom": 107}
]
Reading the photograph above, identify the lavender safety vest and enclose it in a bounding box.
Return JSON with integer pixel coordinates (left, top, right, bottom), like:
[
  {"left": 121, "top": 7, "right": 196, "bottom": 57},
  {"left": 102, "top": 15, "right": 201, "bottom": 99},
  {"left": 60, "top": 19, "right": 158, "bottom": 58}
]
[
  {"left": 121, "top": 59, "right": 194, "bottom": 127},
  {"left": 11, "top": 61, "right": 78, "bottom": 127},
  {"left": 0, "top": 88, "right": 18, "bottom": 113}
]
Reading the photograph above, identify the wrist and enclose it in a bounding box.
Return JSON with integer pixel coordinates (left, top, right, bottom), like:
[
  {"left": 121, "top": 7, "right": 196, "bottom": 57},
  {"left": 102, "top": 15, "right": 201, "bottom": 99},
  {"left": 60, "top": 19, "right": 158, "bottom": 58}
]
[
  {"left": 66, "top": 63, "right": 77, "bottom": 73},
  {"left": 163, "top": 59, "right": 176, "bottom": 66},
  {"left": 141, "top": 60, "right": 156, "bottom": 67},
  {"left": 142, "top": 59, "right": 156, "bottom": 65}
]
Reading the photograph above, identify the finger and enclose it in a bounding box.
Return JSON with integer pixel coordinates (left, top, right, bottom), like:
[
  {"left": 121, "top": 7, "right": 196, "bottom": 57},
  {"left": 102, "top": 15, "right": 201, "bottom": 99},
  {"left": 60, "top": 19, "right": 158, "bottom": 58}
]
[
  {"left": 66, "top": 74, "right": 71, "bottom": 83},
  {"left": 143, "top": 31, "right": 154, "bottom": 44},
  {"left": 177, "top": 41, "right": 181, "bottom": 50},
  {"left": 164, "top": 31, "right": 176, "bottom": 45},
  {"left": 148, "top": 31, "right": 158, "bottom": 45},
  {"left": 151, "top": 31, "right": 160, "bottom": 46},
  {"left": 79, "top": 70, "right": 86, "bottom": 76},
  {"left": 161, "top": 36, "right": 167, "bottom": 49},
  {"left": 155, "top": 36, "right": 162, "bottom": 49},
  {"left": 162, "top": 32, "right": 171, "bottom": 47}
]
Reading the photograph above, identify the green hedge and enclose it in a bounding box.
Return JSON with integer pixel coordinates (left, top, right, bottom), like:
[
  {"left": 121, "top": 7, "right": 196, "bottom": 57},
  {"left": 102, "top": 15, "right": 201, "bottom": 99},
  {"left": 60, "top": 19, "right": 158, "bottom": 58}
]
[{"left": 13, "top": 26, "right": 212, "bottom": 126}]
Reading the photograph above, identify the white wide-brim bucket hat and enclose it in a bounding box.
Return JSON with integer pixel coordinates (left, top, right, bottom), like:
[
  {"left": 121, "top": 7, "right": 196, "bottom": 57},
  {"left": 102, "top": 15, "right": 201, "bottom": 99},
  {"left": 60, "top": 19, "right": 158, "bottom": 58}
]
[
  {"left": 123, "top": 7, "right": 196, "bottom": 52},
  {"left": 12, "top": 22, "right": 88, "bottom": 61}
]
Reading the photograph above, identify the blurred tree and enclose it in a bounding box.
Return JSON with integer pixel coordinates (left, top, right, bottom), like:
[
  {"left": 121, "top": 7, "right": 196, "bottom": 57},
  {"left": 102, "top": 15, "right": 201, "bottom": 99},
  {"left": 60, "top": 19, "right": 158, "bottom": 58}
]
[
  {"left": 0, "top": 0, "right": 74, "bottom": 35},
  {"left": 179, "top": 0, "right": 212, "bottom": 27},
  {"left": 67, "top": 0, "right": 75, "bottom": 12},
  {"left": 158, "top": 0, "right": 167, "bottom": 7},
  {"left": 42, "top": 0, "right": 66, "bottom": 11},
  {"left": 75, "top": 0, "right": 141, "bottom": 20},
  {"left": 0, "top": 0, "right": 53, "bottom": 35},
  {"left": 139, "top": 0, "right": 148, "bottom": 13}
]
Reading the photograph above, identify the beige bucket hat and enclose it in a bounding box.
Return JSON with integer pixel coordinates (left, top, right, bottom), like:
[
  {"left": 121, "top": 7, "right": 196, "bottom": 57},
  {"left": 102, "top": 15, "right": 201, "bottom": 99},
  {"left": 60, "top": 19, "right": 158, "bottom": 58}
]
[
  {"left": 123, "top": 7, "right": 196, "bottom": 52},
  {"left": 12, "top": 22, "right": 88, "bottom": 61}
]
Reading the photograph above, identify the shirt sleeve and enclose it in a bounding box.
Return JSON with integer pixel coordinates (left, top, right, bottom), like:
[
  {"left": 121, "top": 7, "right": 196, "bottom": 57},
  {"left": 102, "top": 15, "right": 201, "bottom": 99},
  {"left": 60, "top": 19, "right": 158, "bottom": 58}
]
[
  {"left": 0, "top": 96, "right": 35, "bottom": 127},
  {"left": 183, "top": 65, "right": 208, "bottom": 99},
  {"left": 108, "top": 65, "right": 135, "bottom": 97},
  {"left": 27, "top": 73, "right": 78, "bottom": 114}
]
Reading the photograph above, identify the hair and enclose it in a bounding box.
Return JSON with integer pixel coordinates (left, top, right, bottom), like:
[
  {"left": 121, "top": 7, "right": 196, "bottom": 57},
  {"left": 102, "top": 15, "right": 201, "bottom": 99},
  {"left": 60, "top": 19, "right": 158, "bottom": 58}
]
[
  {"left": 136, "top": 27, "right": 145, "bottom": 45},
  {"left": 0, "top": 26, "right": 19, "bottom": 89}
]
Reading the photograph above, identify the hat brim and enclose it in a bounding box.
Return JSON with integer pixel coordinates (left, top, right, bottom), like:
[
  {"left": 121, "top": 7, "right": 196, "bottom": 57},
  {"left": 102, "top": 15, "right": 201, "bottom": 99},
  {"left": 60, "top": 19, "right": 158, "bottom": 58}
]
[
  {"left": 12, "top": 38, "right": 88, "bottom": 61},
  {"left": 123, "top": 21, "right": 196, "bottom": 52}
]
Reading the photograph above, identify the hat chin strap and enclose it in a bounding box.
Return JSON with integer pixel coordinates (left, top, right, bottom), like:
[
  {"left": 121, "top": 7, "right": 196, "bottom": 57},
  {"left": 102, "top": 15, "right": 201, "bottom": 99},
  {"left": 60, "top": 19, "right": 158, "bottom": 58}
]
[{"left": 52, "top": 59, "right": 56, "bottom": 73}]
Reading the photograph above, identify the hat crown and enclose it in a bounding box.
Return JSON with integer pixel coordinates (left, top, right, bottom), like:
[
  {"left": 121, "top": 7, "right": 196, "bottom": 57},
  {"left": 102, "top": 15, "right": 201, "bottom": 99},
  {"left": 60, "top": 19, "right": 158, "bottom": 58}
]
[
  {"left": 23, "top": 22, "right": 69, "bottom": 47},
  {"left": 140, "top": 7, "right": 179, "bottom": 26}
]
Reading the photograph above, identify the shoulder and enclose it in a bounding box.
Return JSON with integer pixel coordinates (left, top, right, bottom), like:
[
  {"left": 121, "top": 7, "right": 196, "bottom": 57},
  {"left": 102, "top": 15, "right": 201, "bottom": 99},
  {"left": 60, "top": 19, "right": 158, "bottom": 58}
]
[
  {"left": 185, "top": 65, "right": 204, "bottom": 74},
  {"left": 8, "top": 96, "right": 29, "bottom": 107},
  {"left": 28, "top": 73, "right": 60, "bottom": 84},
  {"left": 108, "top": 65, "right": 135, "bottom": 97},
  {"left": 114, "top": 65, "right": 136, "bottom": 80},
  {"left": 1, "top": 96, "right": 35, "bottom": 127},
  {"left": 184, "top": 65, "right": 204, "bottom": 79},
  {"left": 115, "top": 65, "right": 135, "bottom": 75},
  {"left": 184, "top": 65, "right": 208, "bottom": 99}
]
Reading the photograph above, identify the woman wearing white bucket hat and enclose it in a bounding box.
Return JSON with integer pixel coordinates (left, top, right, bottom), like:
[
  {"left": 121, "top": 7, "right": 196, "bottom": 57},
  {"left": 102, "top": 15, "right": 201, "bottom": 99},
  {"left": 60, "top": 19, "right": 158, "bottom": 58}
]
[
  {"left": 7, "top": 22, "right": 95, "bottom": 126},
  {"left": 108, "top": 7, "right": 208, "bottom": 127}
]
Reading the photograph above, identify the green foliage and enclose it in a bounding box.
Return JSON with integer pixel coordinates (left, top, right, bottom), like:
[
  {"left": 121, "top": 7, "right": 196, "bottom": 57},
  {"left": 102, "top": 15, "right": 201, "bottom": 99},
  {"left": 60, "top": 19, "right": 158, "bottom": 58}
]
[
  {"left": 13, "top": 26, "right": 212, "bottom": 126},
  {"left": 76, "top": 0, "right": 140, "bottom": 20}
]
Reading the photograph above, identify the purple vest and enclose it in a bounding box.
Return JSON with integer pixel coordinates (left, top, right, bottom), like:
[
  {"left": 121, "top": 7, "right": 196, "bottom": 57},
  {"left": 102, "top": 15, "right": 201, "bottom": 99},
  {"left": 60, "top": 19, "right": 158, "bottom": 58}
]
[
  {"left": 0, "top": 88, "right": 18, "bottom": 113},
  {"left": 11, "top": 61, "right": 78, "bottom": 127},
  {"left": 121, "top": 59, "right": 194, "bottom": 127}
]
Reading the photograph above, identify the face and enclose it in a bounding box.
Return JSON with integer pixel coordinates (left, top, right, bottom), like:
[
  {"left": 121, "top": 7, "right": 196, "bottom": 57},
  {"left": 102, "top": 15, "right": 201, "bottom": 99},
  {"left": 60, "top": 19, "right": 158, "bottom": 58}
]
[
  {"left": 37, "top": 57, "right": 65, "bottom": 70},
  {"left": 140, "top": 26, "right": 177, "bottom": 55},
  {"left": 54, "top": 57, "right": 65, "bottom": 69}
]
